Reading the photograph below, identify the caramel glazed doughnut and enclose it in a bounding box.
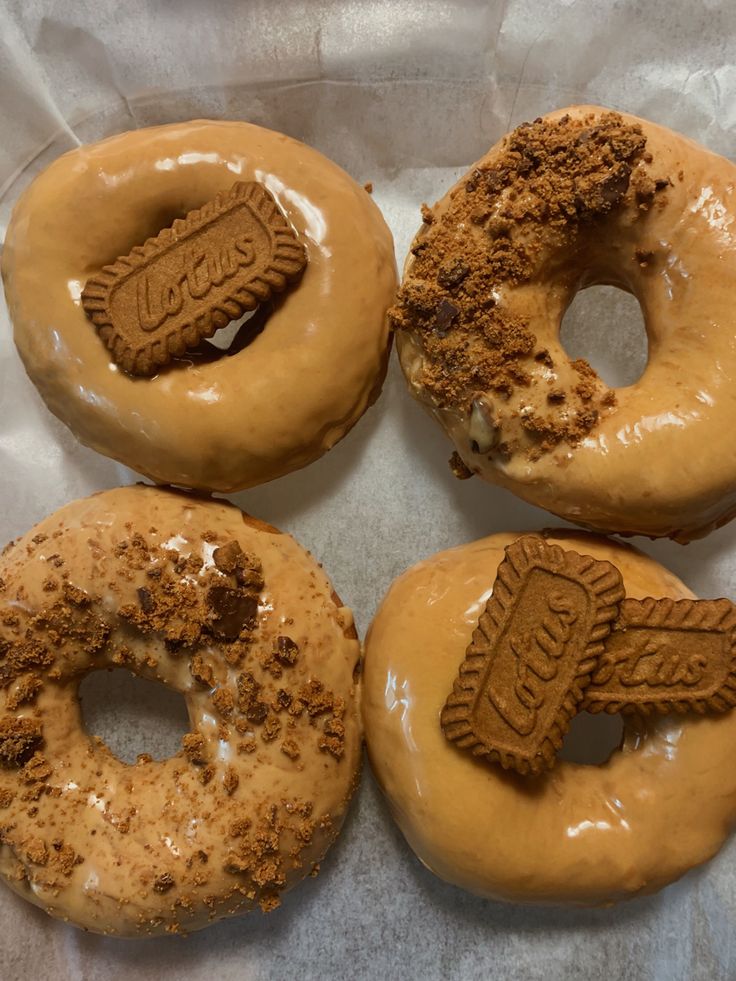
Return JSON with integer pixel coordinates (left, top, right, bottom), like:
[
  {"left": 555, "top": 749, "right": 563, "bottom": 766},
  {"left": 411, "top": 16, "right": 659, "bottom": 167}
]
[
  {"left": 363, "top": 531, "right": 736, "bottom": 905},
  {"left": 391, "top": 106, "right": 736, "bottom": 541},
  {"left": 0, "top": 487, "right": 361, "bottom": 936},
  {"left": 1, "top": 120, "right": 397, "bottom": 492}
]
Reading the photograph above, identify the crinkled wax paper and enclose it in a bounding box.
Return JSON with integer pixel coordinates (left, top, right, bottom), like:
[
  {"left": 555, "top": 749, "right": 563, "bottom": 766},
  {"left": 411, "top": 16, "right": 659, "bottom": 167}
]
[{"left": 1, "top": 1, "right": 736, "bottom": 978}]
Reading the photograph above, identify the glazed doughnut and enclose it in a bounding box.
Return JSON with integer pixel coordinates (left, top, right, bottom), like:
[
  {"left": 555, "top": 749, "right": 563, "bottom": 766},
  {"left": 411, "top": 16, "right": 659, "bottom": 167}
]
[
  {"left": 363, "top": 531, "right": 736, "bottom": 904},
  {"left": 1, "top": 120, "right": 397, "bottom": 491},
  {"left": 0, "top": 486, "right": 361, "bottom": 935},
  {"left": 391, "top": 106, "right": 736, "bottom": 541}
]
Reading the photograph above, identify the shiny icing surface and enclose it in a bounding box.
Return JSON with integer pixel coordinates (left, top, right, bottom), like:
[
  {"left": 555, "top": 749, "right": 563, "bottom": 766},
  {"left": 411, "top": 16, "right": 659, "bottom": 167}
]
[
  {"left": 397, "top": 106, "right": 736, "bottom": 541},
  {"left": 0, "top": 486, "right": 361, "bottom": 935},
  {"left": 1, "top": 120, "right": 397, "bottom": 492},
  {"left": 363, "top": 530, "right": 736, "bottom": 905}
]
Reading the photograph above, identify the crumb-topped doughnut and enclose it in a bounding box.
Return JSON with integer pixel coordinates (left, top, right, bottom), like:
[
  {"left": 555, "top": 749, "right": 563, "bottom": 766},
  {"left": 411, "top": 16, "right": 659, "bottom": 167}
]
[
  {"left": 1, "top": 120, "right": 396, "bottom": 491},
  {"left": 0, "top": 486, "right": 361, "bottom": 935},
  {"left": 363, "top": 531, "right": 736, "bottom": 904},
  {"left": 392, "top": 106, "right": 736, "bottom": 541}
]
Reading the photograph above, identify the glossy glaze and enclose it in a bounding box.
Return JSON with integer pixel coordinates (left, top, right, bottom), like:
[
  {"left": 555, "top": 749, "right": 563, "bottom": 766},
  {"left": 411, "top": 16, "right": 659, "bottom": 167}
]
[
  {"left": 397, "top": 106, "right": 736, "bottom": 541},
  {"left": 1, "top": 120, "right": 397, "bottom": 491},
  {"left": 363, "top": 531, "right": 736, "bottom": 904},
  {"left": 0, "top": 487, "right": 361, "bottom": 935}
]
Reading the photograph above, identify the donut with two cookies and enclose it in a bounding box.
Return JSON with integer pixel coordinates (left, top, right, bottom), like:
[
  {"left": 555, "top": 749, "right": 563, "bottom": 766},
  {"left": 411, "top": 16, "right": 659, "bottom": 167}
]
[{"left": 364, "top": 531, "right": 736, "bottom": 904}]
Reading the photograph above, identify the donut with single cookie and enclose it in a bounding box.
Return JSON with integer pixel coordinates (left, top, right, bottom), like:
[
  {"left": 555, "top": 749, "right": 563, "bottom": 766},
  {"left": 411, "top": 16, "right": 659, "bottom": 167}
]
[
  {"left": 0, "top": 486, "right": 361, "bottom": 935},
  {"left": 391, "top": 106, "right": 736, "bottom": 541},
  {"left": 2, "top": 120, "right": 397, "bottom": 491}
]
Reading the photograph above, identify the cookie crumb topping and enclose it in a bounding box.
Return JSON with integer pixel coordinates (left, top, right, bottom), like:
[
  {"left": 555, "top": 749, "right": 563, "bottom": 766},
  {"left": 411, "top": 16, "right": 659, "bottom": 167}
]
[
  {"left": 0, "top": 511, "right": 354, "bottom": 925},
  {"left": 391, "top": 112, "right": 669, "bottom": 462}
]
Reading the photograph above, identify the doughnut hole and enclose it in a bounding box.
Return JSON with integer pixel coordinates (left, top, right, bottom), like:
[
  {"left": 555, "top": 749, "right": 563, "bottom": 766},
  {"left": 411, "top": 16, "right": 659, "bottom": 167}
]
[
  {"left": 559, "top": 284, "right": 648, "bottom": 388},
  {"left": 156, "top": 299, "right": 276, "bottom": 372},
  {"left": 558, "top": 710, "right": 625, "bottom": 766},
  {"left": 79, "top": 668, "right": 190, "bottom": 764},
  {"left": 201, "top": 302, "right": 272, "bottom": 355},
  {"left": 205, "top": 309, "right": 258, "bottom": 351}
]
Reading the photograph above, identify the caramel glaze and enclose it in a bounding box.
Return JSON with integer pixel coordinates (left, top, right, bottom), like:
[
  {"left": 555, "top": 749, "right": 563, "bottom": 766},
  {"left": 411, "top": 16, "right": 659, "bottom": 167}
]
[
  {"left": 1, "top": 120, "right": 397, "bottom": 492},
  {"left": 363, "top": 530, "right": 736, "bottom": 905},
  {"left": 398, "top": 106, "right": 736, "bottom": 541},
  {"left": 0, "top": 486, "right": 361, "bottom": 935}
]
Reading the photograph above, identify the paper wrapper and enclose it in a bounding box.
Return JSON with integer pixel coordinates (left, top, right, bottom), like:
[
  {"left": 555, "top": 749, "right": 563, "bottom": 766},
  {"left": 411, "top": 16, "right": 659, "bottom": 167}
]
[{"left": 2, "top": 1, "right": 736, "bottom": 977}]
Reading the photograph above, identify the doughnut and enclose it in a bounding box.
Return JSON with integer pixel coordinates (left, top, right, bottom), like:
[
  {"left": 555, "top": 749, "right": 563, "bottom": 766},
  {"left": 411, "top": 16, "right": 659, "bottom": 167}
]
[
  {"left": 0, "top": 486, "right": 361, "bottom": 935},
  {"left": 390, "top": 106, "right": 736, "bottom": 541},
  {"left": 363, "top": 530, "right": 736, "bottom": 904},
  {"left": 1, "top": 120, "right": 397, "bottom": 492}
]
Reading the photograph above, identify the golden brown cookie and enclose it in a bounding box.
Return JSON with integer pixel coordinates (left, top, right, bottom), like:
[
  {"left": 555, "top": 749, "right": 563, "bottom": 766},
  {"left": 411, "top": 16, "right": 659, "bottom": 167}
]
[
  {"left": 441, "top": 536, "right": 624, "bottom": 774},
  {"left": 81, "top": 182, "right": 306, "bottom": 376},
  {"left": 584, "top": 597, "right": 736, "bottom": 714}
]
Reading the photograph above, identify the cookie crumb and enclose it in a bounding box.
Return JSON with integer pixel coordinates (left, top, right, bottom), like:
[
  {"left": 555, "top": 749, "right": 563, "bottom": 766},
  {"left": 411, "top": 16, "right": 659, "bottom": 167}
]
[
  {"left": 153, "top": 872, "right": 176, "bottom": 894},
  {"left": 0, "top": 717, "right": 43, "bottom": 766},
  {"left": 449, "top": 452, "right": 473, "bottom": 480}
]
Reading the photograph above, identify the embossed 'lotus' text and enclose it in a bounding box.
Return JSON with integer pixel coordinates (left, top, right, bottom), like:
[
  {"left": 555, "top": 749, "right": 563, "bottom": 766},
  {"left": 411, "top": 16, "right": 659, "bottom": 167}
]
[
  {"left": 475, "top": 571, "right": 590, "bottom": 748},
  {"left": 136, "top": 238, "right": 257, "bottom": 332},
  {"left": 487, "top": 592, "right": 579, "bottom": 735},
  {"left": 592, "top": 637, "right": 707, "bottom": 689}
]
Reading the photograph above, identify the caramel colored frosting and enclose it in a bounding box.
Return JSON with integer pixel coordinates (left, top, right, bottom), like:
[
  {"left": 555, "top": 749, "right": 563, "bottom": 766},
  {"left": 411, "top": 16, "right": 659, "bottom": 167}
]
[
  {"left": 394, "top": 106, "right": 736, "bottom": 541},
  {"left": 363, "top": 531, "right": 736, "bottom": 905},
  {"left": 1, "top": 120, "right": 397, "bottom": 492},
  {"left": 0, "top": 486, "right": 361, "bottom": 936}
]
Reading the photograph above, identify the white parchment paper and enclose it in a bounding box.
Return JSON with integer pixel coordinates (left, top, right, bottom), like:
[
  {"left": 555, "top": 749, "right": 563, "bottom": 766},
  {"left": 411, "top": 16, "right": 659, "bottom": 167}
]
[{"left": 2, "top": 1, "right": 736, "bottom": 978}]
